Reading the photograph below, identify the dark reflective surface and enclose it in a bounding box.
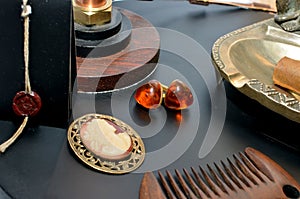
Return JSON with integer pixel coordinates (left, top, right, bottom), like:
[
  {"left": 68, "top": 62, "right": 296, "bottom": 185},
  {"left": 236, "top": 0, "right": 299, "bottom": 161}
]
[{"left": 0, "top": 1, "right": 299, "bottom": 199}]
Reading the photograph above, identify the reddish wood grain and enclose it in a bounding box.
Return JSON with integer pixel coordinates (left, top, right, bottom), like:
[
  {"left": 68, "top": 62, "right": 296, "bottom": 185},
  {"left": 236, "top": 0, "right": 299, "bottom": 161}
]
[{"left": 76, "top": 8, "right": 160, "bottom": 92}]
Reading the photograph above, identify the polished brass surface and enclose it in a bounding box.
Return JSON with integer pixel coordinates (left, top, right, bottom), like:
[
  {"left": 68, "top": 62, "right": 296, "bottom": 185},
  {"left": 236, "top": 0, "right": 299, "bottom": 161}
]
[
  {"left": 74, "top": 0, "right": 106, "bottom": 8},
  {"left": 212, "top": 18, "right": 300, "bottom": 123},
  {"left": 189, "top": 0, "right": 277, "bottom": 13},
  {"left": 67, "top": 113, "right": 145, "bottom": 174},
  {"left": 72, "top": 0, "right": 112, "bottom": 26}
]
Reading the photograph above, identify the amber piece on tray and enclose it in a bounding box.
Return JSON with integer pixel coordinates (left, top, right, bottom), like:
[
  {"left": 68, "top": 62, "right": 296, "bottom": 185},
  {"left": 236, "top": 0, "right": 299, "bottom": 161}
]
[
  {"left": 164, "top": 79, "right": 193, "bottom": 110},
  {"left": 135, "top": 80, "right": 163, "bottom": 109},
  {"left": 12, "top": 91, "right": 42, "bottom": 117}
]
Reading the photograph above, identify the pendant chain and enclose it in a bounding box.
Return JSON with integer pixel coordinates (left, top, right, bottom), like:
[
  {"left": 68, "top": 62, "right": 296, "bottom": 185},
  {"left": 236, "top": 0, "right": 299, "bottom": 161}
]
[
  {"left": 22, "top": 0, "right": 32, "bottom": 93},
  {"left": 0, "top": 0, "right": 32, "bottom": 153}
]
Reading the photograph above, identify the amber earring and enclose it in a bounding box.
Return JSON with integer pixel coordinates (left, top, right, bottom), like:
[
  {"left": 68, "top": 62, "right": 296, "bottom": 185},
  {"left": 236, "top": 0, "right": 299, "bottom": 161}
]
[{"left": 134, "top": 79, "right": 193, "bottom": 110}]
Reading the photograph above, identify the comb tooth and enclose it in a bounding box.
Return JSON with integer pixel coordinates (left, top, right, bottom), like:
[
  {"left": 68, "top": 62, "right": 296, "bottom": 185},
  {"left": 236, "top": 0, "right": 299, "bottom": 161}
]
[
  {"left": 207, "top": 164, "right": 229, "bottom": 194},
  {"left": 191, "top": 167, "right": 214, "bottom": 198},
  {"left": 175, "top": 169, "right": 198, "bottom": 199},
  {"left": 183, "top": 168, "right": 208, "bottom": 199},
  {"left": 227, "top": 158, "right": 252, "bottom": 188},
  {"left": 239, "top": 152, "right": 270, "bottom": 183},
  {"left": 214, "top": 162, "right": 237, "bottom": 192},
  {"left": 158, "top": 171, "right": 177, "bottom": 199},
  {"left": 244, "top": 148, "right": 275, "bottom": 182},
  {"left": 166, "top": 170, "right": 187, "bottom": 199},
  {"left": 233, "top": 154, "right": 259, "bottom": 185},
  {"left": 221, "top": 160, "right": 245, "bottom": 190},
  {"left": 139, "top": 172, "right": 167, "bottom": 199},
  {"left": 199, "top": 165, "right": 223, "bottom": 196}
]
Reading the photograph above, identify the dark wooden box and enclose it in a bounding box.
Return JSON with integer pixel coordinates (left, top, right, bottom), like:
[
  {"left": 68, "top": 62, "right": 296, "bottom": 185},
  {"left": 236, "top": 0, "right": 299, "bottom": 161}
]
[{"left": 0, "top": 0, "right": 76, "bottom": 128}]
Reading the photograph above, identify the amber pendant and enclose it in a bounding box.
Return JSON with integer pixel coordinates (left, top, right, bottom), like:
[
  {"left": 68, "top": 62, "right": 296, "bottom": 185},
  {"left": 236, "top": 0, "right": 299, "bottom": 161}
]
[
  {"left": 164, "top": 79, "right": 194, "bottom": 110},
  {"left": 134, "top": 80, "right": 163, "bottom": 109}
]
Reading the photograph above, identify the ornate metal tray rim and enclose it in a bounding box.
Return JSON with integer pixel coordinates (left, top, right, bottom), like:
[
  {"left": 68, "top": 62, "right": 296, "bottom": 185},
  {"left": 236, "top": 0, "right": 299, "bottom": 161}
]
[{"left": 212, "top": 18, "right": 300, "bottom": 123}]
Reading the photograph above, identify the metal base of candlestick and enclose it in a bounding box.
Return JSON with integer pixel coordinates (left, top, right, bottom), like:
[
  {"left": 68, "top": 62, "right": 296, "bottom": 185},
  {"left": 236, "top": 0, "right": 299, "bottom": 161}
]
[{"left": 75, "top": 8, "right": 132, "bottom": 57}]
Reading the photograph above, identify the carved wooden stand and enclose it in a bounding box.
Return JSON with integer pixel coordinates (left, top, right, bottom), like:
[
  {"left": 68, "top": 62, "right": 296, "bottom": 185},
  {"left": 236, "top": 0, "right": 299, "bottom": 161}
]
[{"left": 75, "top": 8, "right": 160, "bottom": 93}]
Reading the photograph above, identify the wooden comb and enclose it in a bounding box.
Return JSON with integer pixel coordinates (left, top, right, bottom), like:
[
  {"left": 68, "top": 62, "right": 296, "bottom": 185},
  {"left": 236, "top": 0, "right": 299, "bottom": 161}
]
[{"left": 139, "top": 147, "right": 300, "bottom": 199}]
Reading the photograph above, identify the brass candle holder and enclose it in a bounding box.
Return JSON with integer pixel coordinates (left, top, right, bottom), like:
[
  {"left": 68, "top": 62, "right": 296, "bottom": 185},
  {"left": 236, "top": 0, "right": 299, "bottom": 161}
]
[
  {"left": 72, "top": 0, "right": 112, "bottom": 26},
  {"left": 72, "top": 0, "right": 160, "bottom": 93}
]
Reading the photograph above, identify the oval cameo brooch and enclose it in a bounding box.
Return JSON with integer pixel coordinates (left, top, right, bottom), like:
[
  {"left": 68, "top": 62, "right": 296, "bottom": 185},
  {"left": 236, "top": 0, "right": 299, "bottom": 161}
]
[{"left": 67, "top": 113, "right": 145, "bottom": 174}]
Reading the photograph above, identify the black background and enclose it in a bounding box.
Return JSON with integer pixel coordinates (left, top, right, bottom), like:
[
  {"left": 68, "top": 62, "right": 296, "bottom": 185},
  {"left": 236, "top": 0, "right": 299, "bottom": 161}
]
[
  {"left": 0, "top": 1, "right": 299, "bottom": 199},
  {"left": 0, "top": 0, "right": 76, "bottom": 128}
]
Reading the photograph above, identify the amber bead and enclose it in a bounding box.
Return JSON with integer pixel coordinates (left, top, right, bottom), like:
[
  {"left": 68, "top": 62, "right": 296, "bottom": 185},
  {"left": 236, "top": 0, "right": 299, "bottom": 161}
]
[
  {"left": 12, "top": 91, "right": 42, "bottom": 117},
  {"left": 164, "top": 79, "right": 193, "bottom": 110},
  {"left": 134, "top": 80, "right": 163, "bottom": 109}
]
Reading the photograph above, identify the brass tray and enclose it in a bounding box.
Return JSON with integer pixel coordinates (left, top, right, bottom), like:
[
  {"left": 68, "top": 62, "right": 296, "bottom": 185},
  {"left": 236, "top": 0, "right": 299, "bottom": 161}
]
[{"left": 212, "top": 18, "right": 300, "bottom": 123}]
